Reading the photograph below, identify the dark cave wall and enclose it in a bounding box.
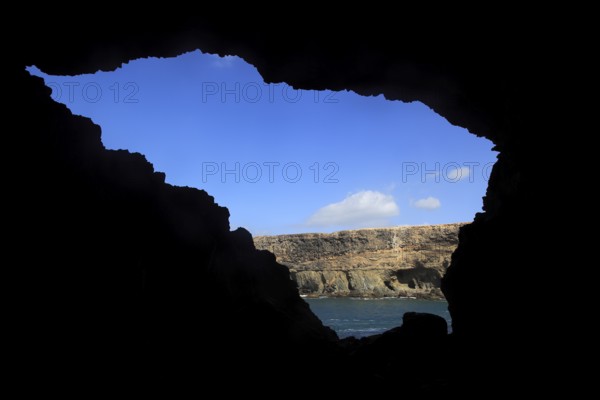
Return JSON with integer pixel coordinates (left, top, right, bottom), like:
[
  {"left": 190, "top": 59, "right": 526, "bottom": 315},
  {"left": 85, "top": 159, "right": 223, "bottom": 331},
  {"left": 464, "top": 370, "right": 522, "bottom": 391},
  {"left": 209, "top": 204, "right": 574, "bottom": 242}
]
[
  {"left": 21, "top": 18, "right": 532, "bottom": 331},
  {"left": 10, "top": 66, "right": 339, "bottom": 390},
  {"left": 10, "top": 16, "right": 550, "bottom": 392}
]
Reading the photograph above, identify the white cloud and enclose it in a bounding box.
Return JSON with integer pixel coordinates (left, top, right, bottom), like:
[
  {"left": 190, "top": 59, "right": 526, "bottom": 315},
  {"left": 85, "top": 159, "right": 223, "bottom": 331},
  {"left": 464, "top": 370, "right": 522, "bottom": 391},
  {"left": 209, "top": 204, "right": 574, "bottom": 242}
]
[
  {"left": 412, "top": 196, "right": 441, "bottom": 210},
  {"left": 446, "top": 166, "right": 470, "bottom": 181},
  {"left": 307, "top": 191, "right": 399, "bottom": 227}
]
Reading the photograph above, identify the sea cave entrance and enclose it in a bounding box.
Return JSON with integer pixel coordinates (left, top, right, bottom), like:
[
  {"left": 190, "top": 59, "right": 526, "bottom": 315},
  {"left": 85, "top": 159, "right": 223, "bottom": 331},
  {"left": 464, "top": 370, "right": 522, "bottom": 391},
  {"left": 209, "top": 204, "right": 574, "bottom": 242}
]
[{"left": 27, "top": 49, "right": 496, "bottom": 339}]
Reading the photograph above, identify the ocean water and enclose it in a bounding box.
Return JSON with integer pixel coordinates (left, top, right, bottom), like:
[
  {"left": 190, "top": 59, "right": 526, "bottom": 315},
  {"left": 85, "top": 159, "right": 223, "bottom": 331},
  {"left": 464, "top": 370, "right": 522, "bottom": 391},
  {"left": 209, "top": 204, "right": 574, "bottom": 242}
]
[{"left": 305, "top": 297, "right": 451, "bottom": 338}]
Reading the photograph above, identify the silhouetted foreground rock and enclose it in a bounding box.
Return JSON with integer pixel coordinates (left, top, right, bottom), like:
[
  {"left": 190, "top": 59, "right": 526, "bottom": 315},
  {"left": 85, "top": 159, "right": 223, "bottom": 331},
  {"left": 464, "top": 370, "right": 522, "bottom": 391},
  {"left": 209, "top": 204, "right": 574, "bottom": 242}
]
[
  {"left": 342, "top": 312, "right": 450, "bottom": 393},
  {"left": 10, "top": 68, "right": 340, "bottom": 391},
  {"left": 255, "top": 224, "right": 463, "bottom": 299},
  {"left": 10, "top": 15, "right": 558, "bottom": 394},
  {"left": 401, "top": 312, "right": 448, "bottom": 337}
]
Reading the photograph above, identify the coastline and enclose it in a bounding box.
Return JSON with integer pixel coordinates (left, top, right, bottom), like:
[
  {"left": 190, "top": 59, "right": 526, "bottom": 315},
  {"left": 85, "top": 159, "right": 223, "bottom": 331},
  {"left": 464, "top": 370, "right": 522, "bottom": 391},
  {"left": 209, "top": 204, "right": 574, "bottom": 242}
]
[{"left": 255, "top": 223, "right": 463, "bottom": 300}]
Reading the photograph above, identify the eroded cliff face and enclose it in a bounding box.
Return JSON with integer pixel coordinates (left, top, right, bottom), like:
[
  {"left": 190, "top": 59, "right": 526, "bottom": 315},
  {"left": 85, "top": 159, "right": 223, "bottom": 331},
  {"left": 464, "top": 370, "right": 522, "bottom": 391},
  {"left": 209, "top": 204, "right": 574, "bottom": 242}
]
[{"left": 255, "top": 223, "right": 464, "bottom": 299}]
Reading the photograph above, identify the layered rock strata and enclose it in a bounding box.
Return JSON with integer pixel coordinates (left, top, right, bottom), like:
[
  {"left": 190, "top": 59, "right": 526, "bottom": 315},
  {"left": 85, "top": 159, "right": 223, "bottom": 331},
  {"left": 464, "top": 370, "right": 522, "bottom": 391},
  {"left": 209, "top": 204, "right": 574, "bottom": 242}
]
[{"left": 255, "top": 223, "right": 464, "bottom": 299}]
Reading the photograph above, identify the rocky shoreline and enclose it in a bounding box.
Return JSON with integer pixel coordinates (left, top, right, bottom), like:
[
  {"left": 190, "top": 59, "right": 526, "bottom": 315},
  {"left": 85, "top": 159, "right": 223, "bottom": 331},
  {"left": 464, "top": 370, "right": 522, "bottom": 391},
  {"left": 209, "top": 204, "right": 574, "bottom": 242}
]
[{"left": 255, "top": 223, "right": 465, "bottom": 300}]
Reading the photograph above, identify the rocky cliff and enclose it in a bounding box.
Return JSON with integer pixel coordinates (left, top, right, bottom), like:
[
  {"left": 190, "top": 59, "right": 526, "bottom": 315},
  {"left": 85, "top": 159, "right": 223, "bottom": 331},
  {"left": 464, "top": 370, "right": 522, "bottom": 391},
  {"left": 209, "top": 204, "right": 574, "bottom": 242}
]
[{"left": 255, "top": 223, "right": 464, "bottom": 299}]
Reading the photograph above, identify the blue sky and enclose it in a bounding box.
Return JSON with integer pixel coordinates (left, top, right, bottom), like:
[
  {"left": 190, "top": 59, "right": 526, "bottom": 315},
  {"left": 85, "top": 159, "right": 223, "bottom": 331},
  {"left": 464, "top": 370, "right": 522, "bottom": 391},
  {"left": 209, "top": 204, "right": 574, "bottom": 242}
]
[{"left": 27, "top": 51, "right": 497, "bottom": 235}]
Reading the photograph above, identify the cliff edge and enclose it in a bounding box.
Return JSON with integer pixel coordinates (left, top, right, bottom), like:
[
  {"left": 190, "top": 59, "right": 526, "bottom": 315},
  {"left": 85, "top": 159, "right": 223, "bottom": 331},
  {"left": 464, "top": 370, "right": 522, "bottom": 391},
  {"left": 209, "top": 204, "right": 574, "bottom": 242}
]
[{"left": 255, "top": 223, "right": 465, "bottom": 299}]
